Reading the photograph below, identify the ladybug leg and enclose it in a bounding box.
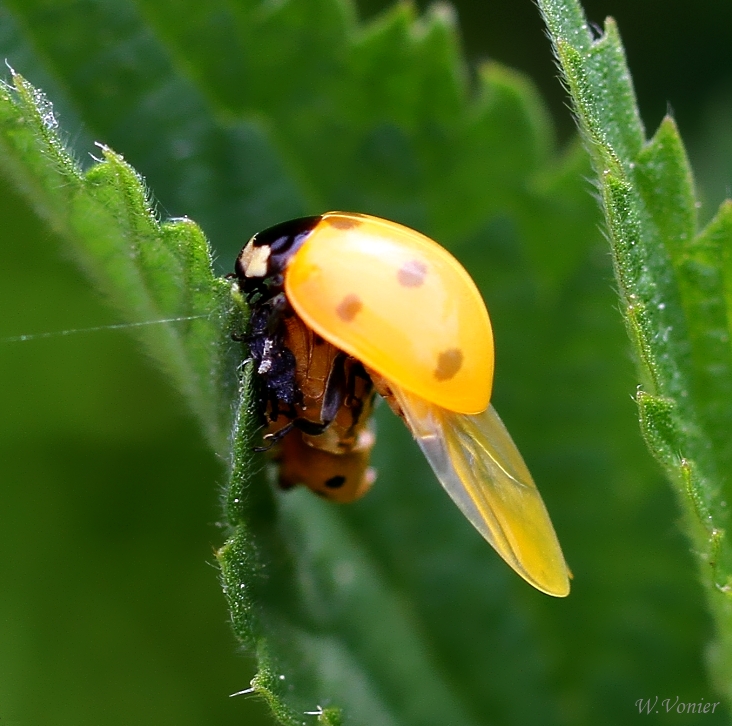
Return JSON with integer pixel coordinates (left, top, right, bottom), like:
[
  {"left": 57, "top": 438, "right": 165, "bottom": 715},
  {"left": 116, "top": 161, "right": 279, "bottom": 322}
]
[
  {"left": 320, "top": 352, "right": 348, "bottom": 425},
  {"left": 264, "top": 292, "right": 289, "bottom": 333},
  {"left": 293, "top": 419, "right": 330, "bottom": 437},
  {"left": 256, "top": 421, "right": 296, "bottom": 452},
  {"left": 346, "top": 359, "right": 372, "bottom": 397},
  {"left": 290, "top": 352, "right": 348, "bottom": 437},
  {"left": 347, "top": 360, "right": 373, "bottom": 422}
]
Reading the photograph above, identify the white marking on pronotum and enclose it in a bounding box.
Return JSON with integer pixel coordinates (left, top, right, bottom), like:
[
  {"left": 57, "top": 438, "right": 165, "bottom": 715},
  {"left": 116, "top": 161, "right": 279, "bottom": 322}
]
[{"left": 0, "top": 314, "right": 211, "bottom": 344}]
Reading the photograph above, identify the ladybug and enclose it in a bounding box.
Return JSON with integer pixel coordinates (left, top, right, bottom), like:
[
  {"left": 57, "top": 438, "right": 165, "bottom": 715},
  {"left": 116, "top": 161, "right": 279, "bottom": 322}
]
[
  {"left": 236, "top": 217, "right": 377, "bottom": 503},
  {"left": 235, "top": 212, "right": 570, "bottom": 597}
]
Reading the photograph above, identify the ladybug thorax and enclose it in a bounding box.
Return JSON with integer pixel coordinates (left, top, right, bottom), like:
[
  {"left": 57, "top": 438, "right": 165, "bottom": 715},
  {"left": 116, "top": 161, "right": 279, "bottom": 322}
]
[{"left": 235, "top": 215, "right": 320, "bottom": 301}]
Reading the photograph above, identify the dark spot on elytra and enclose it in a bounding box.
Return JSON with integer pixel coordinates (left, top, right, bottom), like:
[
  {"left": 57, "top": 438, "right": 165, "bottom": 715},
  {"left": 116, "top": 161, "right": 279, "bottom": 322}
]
[
  {"left": 397, "top": 259, "right": 428, "bottom": 287},
  {"left": 327, "top": 216, "right": 361, "bottom": 230},
  {"left": 325, "top": 475, "right": 347, "bottom": 489},
  {"left": 336, "top": 293, "right": 363, "bottom": 322},
  {"left": 434, "top": 348, "right": 463, "bottom": 381}
]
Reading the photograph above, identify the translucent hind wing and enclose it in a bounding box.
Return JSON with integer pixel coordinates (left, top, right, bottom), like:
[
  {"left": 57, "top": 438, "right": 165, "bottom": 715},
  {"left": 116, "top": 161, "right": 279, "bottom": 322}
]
[{"left": 391, "top": 386, "right": 570, "bottom": 597}]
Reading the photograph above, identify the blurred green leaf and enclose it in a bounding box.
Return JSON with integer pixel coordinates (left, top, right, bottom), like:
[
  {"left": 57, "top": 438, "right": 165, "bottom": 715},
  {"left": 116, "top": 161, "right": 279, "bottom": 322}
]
[
  {"left": 539, "top": 0, "right": 732, "bottom": 709},
  {"left": 0, "top": 0, "right": 726, "bottom": 725}
]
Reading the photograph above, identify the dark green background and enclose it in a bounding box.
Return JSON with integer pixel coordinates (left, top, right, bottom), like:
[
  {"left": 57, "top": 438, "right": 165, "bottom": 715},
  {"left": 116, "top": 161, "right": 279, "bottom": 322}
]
[
  {"left": 363, "top": 0, "right": 732, "bottom": 215},
  {"left": 364, "top": 0, "right": 732, "bottom": 138},
  {"left": 1, "top": 1, "right": 730, "bottom": 724}
]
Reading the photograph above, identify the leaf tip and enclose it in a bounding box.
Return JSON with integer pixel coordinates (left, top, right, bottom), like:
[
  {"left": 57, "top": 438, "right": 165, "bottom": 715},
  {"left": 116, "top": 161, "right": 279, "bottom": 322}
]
[
  {"left": 425, "top": 0, "right": 458, "bottom": 29},
  {"left": 602, "top": 15, "right": 619, "bottom": 38}
]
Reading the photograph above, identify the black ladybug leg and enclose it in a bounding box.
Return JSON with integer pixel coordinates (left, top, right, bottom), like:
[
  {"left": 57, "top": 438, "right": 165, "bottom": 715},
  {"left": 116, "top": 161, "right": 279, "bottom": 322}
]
[
  {"left": 320, "top": 352, "right": 348, "bottom": 425},
  {"left": 343, "top": 359, "right": 373, "bottom": 430},
  {"left": 255, "top": 421, "right": 296, "bottom": 452},
  {"left": 290, "top": 352, "right": 349, "bottom": 437},
  {"left": 265, "top": 293, "right": 290, "bottom": 335},
  {"left": 293, "top": 419, "right": 330, "bottom": 437}
]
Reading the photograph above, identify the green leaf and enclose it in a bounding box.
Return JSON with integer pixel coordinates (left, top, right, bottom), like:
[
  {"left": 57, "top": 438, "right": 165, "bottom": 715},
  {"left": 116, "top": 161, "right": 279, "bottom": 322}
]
[
  {"left": 538, "top": 0, "right": 732, "bottom": 707},
  {"left": 1, "top": 0, "right": 306, "bottom": 263},
  {"left": 0, "top": 1, "right": 725, "bottom": 725},
  {"left": 0, "top": 69, "right": 240, "bottom": 454}
]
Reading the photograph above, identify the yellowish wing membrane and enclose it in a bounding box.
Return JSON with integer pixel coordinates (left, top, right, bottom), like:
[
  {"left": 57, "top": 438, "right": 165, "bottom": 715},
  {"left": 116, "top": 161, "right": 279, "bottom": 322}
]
[{"left": 390, "top": 386, "right": 570, "bottom": 597}]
